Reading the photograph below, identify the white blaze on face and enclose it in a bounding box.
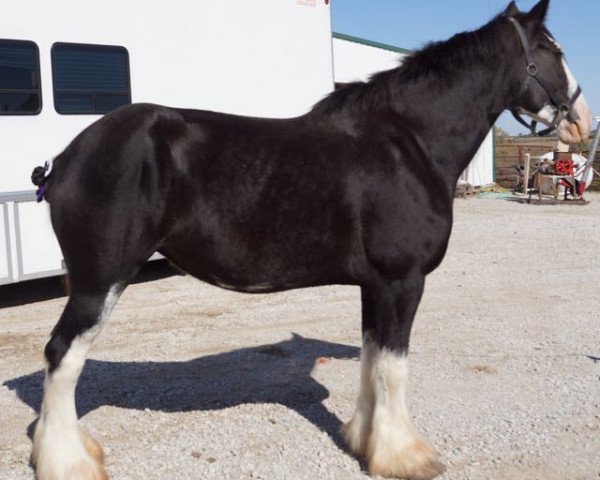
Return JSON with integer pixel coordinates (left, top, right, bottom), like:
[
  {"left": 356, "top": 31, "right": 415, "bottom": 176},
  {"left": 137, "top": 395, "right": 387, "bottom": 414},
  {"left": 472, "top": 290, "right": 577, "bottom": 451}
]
[
  {"left": 561, "top": 58, "right": 578, "bottom": 97},
  {"left": 530, "top": 51, "right": 592, "bottom": 144},
  {"left": 555, "top": 58, "right": 592, "bottom": 143},
  {"left": 531, "top": 33, "right": 566, "bottom": 125}
]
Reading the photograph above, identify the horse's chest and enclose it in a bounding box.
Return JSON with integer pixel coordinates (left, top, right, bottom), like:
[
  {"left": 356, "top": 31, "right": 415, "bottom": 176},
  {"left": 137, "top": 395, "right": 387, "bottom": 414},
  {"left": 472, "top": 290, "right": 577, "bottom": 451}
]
[{"left": 364, "top": 206, "right": 452, "bottom": 275}]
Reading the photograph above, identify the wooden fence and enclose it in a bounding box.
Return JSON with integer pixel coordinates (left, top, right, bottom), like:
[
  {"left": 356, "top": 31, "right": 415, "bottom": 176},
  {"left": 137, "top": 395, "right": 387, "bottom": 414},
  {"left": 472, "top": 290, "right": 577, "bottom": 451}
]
[{"left": 495, "top": 137, "right": 600, "bottom": 190}]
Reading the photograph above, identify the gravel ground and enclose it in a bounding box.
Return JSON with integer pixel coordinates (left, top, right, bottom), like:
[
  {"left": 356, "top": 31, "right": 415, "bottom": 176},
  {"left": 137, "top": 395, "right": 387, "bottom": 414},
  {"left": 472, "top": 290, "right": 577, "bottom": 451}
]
[{"left": 0, "top": 195, "right": 599, "bottom": 480}]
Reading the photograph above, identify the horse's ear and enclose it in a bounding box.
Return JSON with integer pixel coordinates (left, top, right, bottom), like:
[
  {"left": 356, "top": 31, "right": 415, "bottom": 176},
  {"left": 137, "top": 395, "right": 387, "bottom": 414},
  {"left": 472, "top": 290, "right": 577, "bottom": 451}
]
[
  {"left": 524, "top": 0, "right": 550, "bottom": 24},
  {"left": 502, "top": 1, "right": 519, "bottom": 17}
]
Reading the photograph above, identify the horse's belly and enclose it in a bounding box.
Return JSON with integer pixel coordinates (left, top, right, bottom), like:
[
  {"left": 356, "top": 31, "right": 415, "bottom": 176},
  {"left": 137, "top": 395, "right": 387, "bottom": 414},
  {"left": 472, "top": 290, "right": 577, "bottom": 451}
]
[{"left": 158, "top": 233, "right": 350, "bottom": 293}]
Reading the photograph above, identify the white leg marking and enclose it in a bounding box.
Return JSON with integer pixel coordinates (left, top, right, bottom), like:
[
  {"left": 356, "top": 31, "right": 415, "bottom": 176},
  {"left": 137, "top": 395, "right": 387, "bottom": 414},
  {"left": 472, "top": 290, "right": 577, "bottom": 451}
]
[
  {"left": 342, "top": 334, "right": 377, "bottom": 456},
  {"left": 32, "top": 286, "right": 120, "bottom": 480},
  {"left": 368, "top": 350, "right": 415, "bottom": 468},
  {"left": 366, "top": 348, "right": 444, "bottom": 479}
]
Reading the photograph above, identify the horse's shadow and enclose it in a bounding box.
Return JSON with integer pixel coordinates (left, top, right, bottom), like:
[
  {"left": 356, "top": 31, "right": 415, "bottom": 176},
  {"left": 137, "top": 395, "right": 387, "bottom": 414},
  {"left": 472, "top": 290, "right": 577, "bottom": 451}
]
[{"left": 4, "top": 334, "right": 360, "bottom": 451}]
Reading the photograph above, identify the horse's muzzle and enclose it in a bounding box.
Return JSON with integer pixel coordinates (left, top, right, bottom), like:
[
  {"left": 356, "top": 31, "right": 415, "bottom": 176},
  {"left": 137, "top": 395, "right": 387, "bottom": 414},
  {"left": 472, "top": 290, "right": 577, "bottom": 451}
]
[{"left": 557, "top": 94, "right": 592, "bottom": 144}]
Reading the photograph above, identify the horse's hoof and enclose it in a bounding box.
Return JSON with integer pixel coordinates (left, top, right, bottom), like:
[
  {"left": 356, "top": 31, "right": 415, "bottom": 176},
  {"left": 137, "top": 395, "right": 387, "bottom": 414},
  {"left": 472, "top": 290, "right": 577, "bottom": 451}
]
[
  {"left": 82, "top": 432, "right": 106, "bottom": 465},
  {"left": 341, "top": 417, "right": 370, "bottom": 458},
  {"left": 32, "top": 431, "right": 108, "bottom": 480},
  {"left": 33, "top": 457, "right": 108, "bottom": 480},
  {"left": 67, "top": 458, "right": 109, "bottom": 480},
  {"left": 367, "top": 438, "right": 445, "bottom": 480}
]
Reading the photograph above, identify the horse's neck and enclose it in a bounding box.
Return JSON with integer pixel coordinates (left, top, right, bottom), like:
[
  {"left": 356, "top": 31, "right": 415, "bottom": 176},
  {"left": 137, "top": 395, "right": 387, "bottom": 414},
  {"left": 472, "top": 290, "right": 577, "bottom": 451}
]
[{"left": 390, "top": 64, "right": 508, "bottom": 184}]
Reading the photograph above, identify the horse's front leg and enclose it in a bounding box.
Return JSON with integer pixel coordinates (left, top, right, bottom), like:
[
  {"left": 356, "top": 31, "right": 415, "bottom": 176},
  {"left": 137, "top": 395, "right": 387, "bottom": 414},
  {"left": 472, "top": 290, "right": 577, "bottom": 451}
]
[{"left": 343, "top": 275, "right": 445, "bottom": 480}]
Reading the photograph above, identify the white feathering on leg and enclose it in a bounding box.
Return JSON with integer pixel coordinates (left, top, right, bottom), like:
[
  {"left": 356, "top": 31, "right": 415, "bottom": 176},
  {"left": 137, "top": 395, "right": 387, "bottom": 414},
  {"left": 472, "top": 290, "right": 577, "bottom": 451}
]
[
  {"left": 341, "top": 333, "right": 377, "bottom": 456},
  {"left": 366, "top": 348, "right": 444, "bottom": 479}
]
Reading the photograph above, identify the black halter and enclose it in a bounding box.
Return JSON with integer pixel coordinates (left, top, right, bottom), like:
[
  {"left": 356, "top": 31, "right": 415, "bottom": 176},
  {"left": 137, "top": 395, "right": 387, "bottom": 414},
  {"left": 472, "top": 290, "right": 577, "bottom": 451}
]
[{"left": 508, "top": 17, "right": 582, "bottom": 137}]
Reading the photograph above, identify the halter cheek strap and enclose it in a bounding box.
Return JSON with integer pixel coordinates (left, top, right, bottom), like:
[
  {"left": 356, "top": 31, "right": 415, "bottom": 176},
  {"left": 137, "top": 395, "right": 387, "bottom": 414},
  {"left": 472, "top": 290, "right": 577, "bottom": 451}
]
[{"left": 508, "top": 17, "right": 582, "bottom": 137}]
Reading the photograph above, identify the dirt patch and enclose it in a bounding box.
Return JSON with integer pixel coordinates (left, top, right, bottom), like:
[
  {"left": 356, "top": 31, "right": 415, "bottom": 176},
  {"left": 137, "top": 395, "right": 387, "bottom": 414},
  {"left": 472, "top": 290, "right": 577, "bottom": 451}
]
[{"left": 467, "top": 364, "right": 497, "bottom": 374}]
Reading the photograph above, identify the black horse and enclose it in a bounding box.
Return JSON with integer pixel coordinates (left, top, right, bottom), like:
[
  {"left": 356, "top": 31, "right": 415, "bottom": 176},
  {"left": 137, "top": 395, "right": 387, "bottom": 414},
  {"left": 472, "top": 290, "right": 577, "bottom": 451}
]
[{"left": 29, "top": 1, "right": 591, "bottom": 479}]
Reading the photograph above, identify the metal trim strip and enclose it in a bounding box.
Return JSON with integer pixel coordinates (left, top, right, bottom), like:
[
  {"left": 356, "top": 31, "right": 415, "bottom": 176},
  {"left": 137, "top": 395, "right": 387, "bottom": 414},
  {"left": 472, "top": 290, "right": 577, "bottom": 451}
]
[
  {"left": 1, "top": 203, "right": 13, "bottom": 282},
  {"left": 0, "top": 191, "right": 37, "bottom": 203}
]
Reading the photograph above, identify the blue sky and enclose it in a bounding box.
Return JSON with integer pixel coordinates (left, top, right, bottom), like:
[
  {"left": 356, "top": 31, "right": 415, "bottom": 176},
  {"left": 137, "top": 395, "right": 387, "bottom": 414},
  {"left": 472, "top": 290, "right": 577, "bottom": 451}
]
[{"left": 331, "top": 0, "right": 599, "bottom": 135}]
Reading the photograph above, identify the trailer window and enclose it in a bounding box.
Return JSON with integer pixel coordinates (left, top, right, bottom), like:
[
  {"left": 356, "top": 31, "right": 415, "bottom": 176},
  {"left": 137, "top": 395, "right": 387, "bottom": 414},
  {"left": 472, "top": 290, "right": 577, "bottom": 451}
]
[
  {"left": 0, "top": 40, "right": 41, "bottom": 115},
  {"left": 52, "top": 43, "right": 131, "bottom": 114}
]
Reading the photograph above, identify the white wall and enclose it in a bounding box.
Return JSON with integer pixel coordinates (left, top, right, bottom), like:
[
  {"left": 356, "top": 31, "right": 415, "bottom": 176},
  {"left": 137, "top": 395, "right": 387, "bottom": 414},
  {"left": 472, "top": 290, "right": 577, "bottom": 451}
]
[
  {"left": 1, "top": 0, "right": 334, "bottom": 193},
  {"left": 0, "top": 0, "right": 334, "bottom": 283},
  {"left": 462, "top": 133, "right": 495, "bottom": 188},
  {"left": 332, "top": 37, "right": 404, "bottom": 83}
]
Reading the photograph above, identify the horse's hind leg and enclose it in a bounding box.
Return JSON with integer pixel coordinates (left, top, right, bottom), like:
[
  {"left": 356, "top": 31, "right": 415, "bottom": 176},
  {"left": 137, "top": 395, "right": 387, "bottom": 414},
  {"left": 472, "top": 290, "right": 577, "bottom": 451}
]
[
  {"left": 32, "top": 284, "right": 123, "bottom": 480},
  {"left": 343, "top": 275, "right": 445, "bottom": 480}
]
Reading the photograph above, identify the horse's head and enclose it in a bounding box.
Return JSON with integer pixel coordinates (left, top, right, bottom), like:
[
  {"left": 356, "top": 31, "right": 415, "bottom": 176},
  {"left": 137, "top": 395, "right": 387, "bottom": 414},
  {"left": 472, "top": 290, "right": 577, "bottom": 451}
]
[{"left": 503, "top": 0, "right": 592, "bottom": 143}]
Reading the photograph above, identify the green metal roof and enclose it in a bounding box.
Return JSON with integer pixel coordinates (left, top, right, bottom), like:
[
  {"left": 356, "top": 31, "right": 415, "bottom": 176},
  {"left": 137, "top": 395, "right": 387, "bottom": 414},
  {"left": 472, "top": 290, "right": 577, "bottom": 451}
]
[{"left": 332, "top": 32, "right": 412, "bottom": 55}]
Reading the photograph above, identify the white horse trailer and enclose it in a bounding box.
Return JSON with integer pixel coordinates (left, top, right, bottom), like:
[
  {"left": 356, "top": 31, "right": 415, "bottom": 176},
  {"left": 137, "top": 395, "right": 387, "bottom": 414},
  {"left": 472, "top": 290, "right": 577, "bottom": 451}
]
[
  {"left": 332, "top": 33, "right": 495, "bottom": 188},
  {"left": 0, "top": 0, "right": 334, "bottom": 285}
]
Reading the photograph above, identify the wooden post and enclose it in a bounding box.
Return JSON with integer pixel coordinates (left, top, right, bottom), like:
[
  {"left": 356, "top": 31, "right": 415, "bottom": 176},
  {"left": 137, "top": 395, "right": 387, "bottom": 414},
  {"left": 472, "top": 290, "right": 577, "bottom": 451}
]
[
  {"left": 523, "top": 153, "right": 531, "bottom": 195},
  {"left": 555, "top": 140, "right": 570, "bottom": 153}
]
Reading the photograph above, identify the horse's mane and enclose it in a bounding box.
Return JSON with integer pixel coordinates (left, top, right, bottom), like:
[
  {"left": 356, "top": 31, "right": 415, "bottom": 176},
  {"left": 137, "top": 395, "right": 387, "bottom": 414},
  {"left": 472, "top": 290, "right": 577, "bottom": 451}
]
[{"left": 311, "top": 14, "right": 508, "bottom": 116}]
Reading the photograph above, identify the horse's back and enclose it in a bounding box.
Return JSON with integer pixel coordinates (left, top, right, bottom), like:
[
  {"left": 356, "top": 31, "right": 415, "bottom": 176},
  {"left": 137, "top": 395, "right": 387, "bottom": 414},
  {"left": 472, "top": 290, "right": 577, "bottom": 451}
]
[
  {"left": 155, "top": 110, "right": 366, "bottom": 289},
  {"left": 45, "top": 103, "right": 366, "bottom": 289},
  {"left": 45, "top": 101, "right": 449, "bottom": 290}
]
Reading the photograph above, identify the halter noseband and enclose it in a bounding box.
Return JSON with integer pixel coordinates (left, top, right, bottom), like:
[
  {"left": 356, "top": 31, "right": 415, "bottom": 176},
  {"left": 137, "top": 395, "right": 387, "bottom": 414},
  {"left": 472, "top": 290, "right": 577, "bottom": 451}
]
[{"left": 508, "top": 17, "right": 582, "bottom": 137}]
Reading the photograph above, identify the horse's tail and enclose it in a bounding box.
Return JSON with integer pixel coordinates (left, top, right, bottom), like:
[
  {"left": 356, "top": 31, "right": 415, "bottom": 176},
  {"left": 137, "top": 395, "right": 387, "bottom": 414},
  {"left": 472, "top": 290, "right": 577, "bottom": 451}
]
[{"left": 31, "top": 159, "right": 54, "bottom": 203}]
